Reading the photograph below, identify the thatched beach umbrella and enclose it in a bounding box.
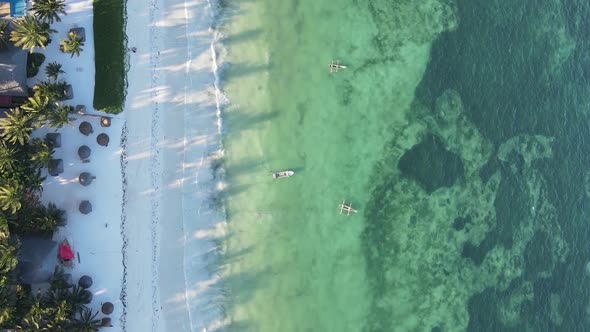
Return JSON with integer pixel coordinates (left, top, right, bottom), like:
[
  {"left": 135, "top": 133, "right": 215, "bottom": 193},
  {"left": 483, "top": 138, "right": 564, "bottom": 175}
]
[
  {"left": 97, "top": 133, "right": 109, "bottom": 147},
  {"left": 78, "top": 145, "right": 91, "bottom": 160},
  {"left": 81, "top": 289, "right": 93, "bottom": 304},
  {"left": 79, "top": 200, "right": 92, "bottom": 214},
  {"left": 101, "top": 302, "right": 114, "bottom": 315},
  {"left": 101, "top": 317, "right": 112, "bottom": 327},
  {"left": 78, "top": 172, "right": 95, "bottom": 186},
  {"left": 79, "top": 121, "right": 93, "bottom": 136},
  {"left": 45, "top": 133, "right": 61, "bottom": 148},
  {"left": 78, "top": 275, "right": 93, "bottom": 289},
  {"left": 48, "top": 159, "right": 64, "bottom": 176}
]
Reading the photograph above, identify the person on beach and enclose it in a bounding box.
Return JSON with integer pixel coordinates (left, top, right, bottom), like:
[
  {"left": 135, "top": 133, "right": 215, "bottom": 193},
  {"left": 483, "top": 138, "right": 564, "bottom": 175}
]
[{"left": 130, "top": 47, "right": 137, "bottom": 53}]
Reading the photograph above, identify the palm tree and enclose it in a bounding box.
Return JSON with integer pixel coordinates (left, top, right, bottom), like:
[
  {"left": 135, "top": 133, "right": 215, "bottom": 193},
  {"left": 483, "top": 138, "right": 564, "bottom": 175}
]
[
  {"left": 29, "top": 138, "right": 54, "bottom": 168},
  {"left": 52, "top": 300, "right": 73, "bottom": 330},
  {"left": 0, "top": 284, "right": 16, "bottom": 326},
  {"left": 49, "top": 267, "right": 69, "bottom": 290},
  {"left": 9, "top": 15, "right": 55, "bottom": 53},
  {"left": 0, "top": 108, "right": 34, "bottom": 146},
  {"left": 0, "top": 20, "right": 9, "bottom": 49},
  {"left": 21, "top": 94, "right": 50, "bottom": 125},
  {"left": 47, "top": 104, "right": 73, "bottom": 128},
  {"left": 60, "top": 32, "right": 83, "bottom": 57},
  {"left": 46, "top": 202, "right": 65, "bottom": 224},
  {"left": 0, "top": 241, "right": 17, "bottom": 274},
  {"left": 0, "top": 214, "right": 9, "bottom": 240},
  {"left": 68, "top": 286, "right": 90, "bottom": 313},
  {"left": 45, "top": 62, "right": 64, "bottom": 81},
  {"left": 39, "top": 290, "right": 73, "bottom": 330},
  {"left": 0, "top": 141, "right": 18, "bottom": 173},
  {"left": 34, "top": 80, "right": 68, "bottom": 101},
  {"left": 19, "top": 298, "right": 50, "bottom": 330},
  {"left": 21, "top": 169, "right": 45, "bottom": 196},
  {"left": 0, "top": 181, "right": 23, "bottom": 214},
  {"left": 71, "top": 308, "right": 101, "bottom": 332},
  {"left": 30, "top": 203, "right": 62, "bottom": 232},
  {"left": 29, "top": 0, "right": 66, "bottom": 24}
]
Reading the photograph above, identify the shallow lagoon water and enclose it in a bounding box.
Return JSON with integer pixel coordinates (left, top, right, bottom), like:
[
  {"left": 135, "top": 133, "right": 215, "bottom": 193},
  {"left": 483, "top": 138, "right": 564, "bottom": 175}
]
[{"left": 215, "top": 0, "right": 590, "bottom": 331}]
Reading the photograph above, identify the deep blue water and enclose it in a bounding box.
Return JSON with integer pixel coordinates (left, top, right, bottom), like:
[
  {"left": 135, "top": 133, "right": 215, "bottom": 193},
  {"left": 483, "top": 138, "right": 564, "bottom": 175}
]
[{"left": 363, "top": 0, "right": 590, "bottom": 330}]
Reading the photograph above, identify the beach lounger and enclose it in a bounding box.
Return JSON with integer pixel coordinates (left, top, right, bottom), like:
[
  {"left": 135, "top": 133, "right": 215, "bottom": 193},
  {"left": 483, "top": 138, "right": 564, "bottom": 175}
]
[{"left": 58, "top": 240, "right": 75, "bottom": 267}]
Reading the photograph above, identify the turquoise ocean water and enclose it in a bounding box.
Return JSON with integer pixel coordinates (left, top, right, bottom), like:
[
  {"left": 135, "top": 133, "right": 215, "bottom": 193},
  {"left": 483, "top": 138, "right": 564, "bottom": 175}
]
[{"left": 213, "top": 0, "right": 590, "bottom": 330}]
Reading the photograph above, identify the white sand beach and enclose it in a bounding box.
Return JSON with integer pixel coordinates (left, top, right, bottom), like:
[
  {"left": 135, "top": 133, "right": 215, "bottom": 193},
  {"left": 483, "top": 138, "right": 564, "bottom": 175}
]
[
  {"left": 29, "top": 0, "right": 226, "bottom": 329},
  {"left": 124, "top": 0, "right": 226, "bottom": 331},
  {"left": 30, "top": 0, "right": 125, "bottom": 328}
]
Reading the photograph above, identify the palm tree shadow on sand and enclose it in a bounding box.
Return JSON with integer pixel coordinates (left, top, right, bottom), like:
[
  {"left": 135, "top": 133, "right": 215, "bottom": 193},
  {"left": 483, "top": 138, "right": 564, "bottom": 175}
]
[
  {"left": 224, "top": 110, "right": 279, "bottom": 137},
  {"left": 222, "top": 29, "right": 262, "bottom": 46}
]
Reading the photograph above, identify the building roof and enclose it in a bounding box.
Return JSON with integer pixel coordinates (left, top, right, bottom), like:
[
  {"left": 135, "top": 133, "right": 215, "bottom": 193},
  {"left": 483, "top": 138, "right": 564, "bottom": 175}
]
[
  {"left": 0, "top": 3, "right": 9, "bottom": 18},
  {"left": 15, "top": 235, "right": 58, "bottom": 284},
  {"left": 0, "top": 28, "right": 27, "bottom": 97}
]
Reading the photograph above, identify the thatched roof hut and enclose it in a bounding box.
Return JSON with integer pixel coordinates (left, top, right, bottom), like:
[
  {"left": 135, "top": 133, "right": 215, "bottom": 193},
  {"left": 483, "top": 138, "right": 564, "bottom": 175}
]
[
  {"left": 97, "top": 133, "right": 109, "bottom": 146},
  {"left": 78, "top": 200, "right": 92, "bottom": 214},
  {"left": 79, "top": 121, "right": 93, "bottom": 136},
  {"left": 15, "top": 236, "right": 57, "bottom": 284},
  {"left": 78, "top": 145, "right": 91, "bottom": 160}
]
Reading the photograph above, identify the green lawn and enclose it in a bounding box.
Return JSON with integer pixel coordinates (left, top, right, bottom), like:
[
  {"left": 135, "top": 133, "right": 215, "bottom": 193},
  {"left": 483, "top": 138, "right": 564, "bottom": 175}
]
[{"left": 93, "top": 0, "right": 125, "bottom": 114}]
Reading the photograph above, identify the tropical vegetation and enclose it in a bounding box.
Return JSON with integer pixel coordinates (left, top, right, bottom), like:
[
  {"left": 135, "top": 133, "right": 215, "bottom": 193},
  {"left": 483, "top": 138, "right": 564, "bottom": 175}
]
[
  {"left": 0, "top": 271, "right": 102, "bottom": 330},
  {"left": 0, "top": 20, "right": 10, "bottom": 50},
  {"left": 0, "top": 108, "right": 33, "bottom": 146},
  {"left": 0, "top": 2, "right": 109, "bottom": 331},
  {"left": 47, "top": 104, "right": 74, "bottom": 128},
  {"left": 45, "top": 61, "right": 64, "bottom": 80},
  {"left": 93, "top": 0, "right": 124, "bottom": 113},
  {"left": 9, "top": 15, "right": 56, "bottom": 53},
  {"left": 26, "top": 52, "right": 46, "bottom": 78},
  {"left": 33, "top": 79, "right": 69, "bottom": 101},
  {"left": 60, "top": 31, "right": 84, "bottom": 57},
  {"left": 29, "top": 0, "right": 67, "bottom": 24}
]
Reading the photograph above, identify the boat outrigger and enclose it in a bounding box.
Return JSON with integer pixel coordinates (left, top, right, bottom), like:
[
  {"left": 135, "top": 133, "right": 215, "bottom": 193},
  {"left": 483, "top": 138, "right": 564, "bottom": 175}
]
[
  {"left": 272, "top": 170, "right": 295, "bottom": 179},
  {"left": 338, "top": 199, "right": 358, "bottom": 216},
  {"left": 329, "top": 60, "right": 347, "bottom": 73}
]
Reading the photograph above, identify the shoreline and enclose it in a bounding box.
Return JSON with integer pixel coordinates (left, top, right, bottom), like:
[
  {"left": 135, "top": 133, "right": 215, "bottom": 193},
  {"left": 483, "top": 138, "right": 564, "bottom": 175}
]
[{"left": 124, "top": 0, "right": 226, "bottom": 330}]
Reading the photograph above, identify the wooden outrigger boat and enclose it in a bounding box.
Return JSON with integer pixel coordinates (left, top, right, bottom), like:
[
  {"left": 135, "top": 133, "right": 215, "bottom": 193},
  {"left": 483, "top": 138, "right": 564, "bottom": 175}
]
[
  {"left": 338, "top": 199, "right": 358, "bottom": 216},
  {"left": 272, "top": 170, "right": 295, "bottom": 179},
  {"left": 329, "top": 60, "right": 347, "bottom": 73}
]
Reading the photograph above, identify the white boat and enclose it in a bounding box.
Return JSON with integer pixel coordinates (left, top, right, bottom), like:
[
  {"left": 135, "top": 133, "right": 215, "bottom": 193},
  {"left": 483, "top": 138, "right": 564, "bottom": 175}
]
[
  {"left": 329, "top": 63, "right": 347, "bottom": 69},
  {"left": 329, "top": 60, "right": 347, "bottom": 73},
  {"left": 338, "top": 199, "right": 358, "bottom": 216},
  {"left": 272, "top": 170, "right": 294, "bottom": 179}
]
